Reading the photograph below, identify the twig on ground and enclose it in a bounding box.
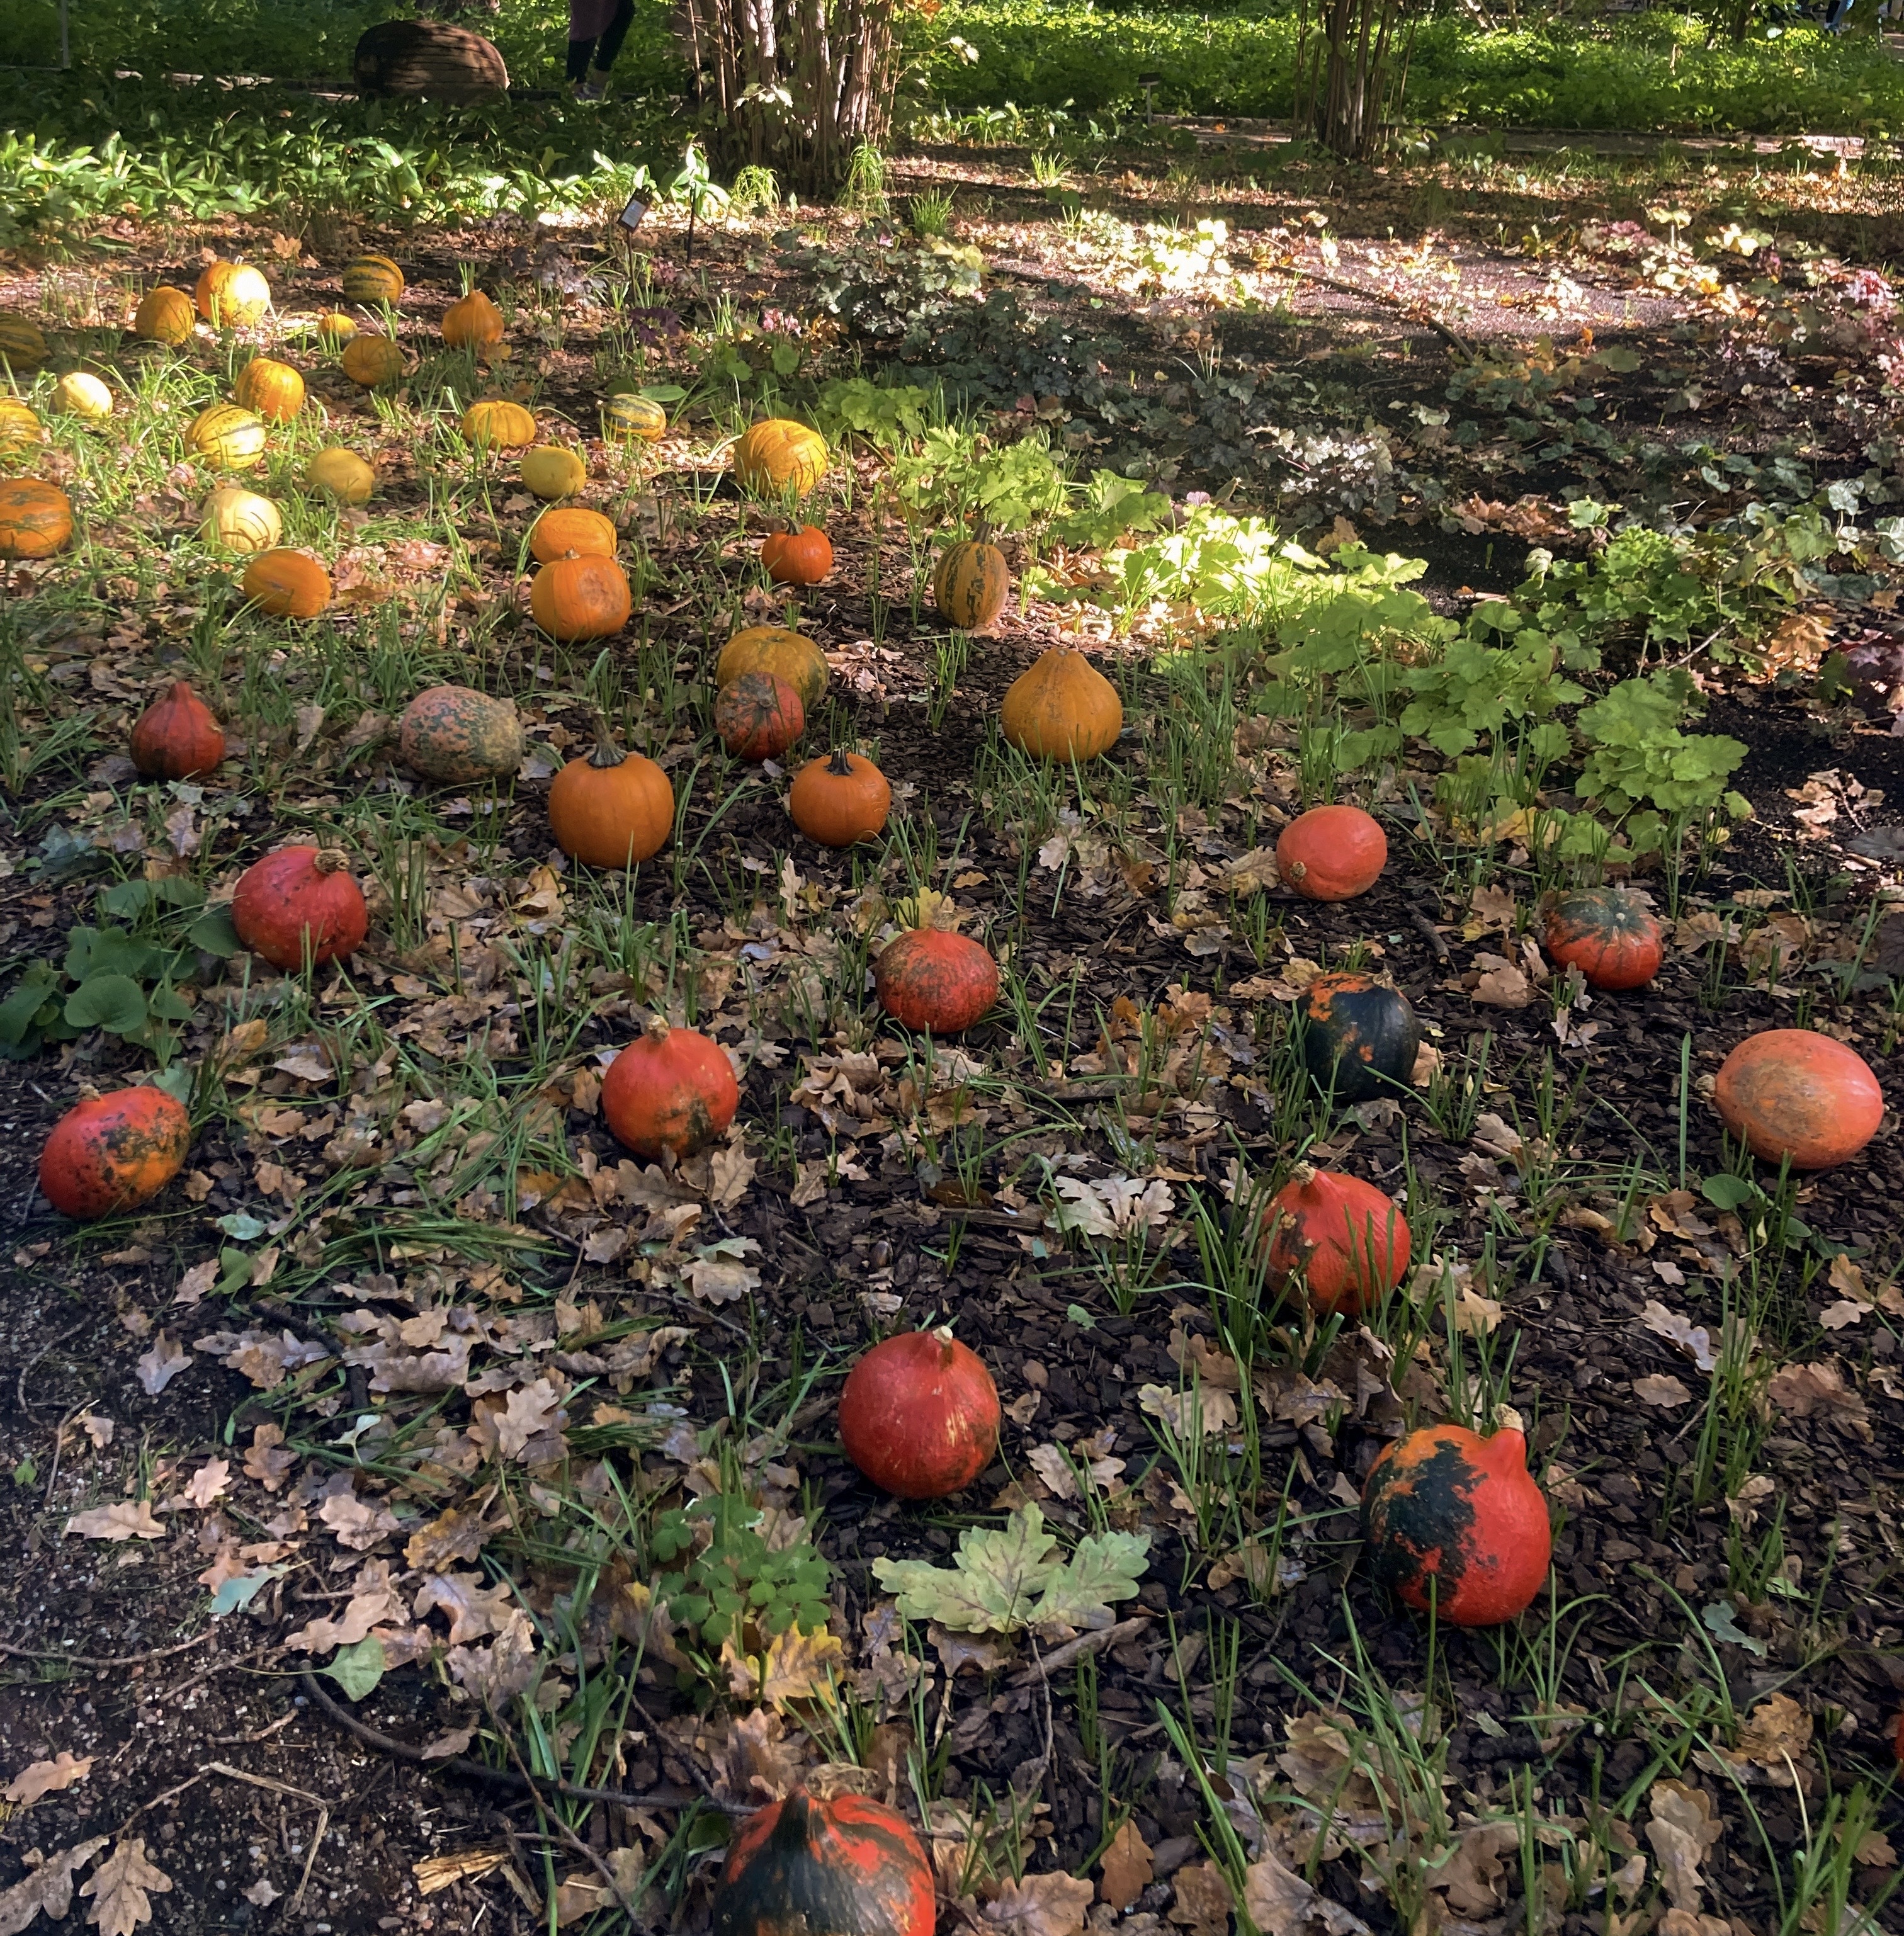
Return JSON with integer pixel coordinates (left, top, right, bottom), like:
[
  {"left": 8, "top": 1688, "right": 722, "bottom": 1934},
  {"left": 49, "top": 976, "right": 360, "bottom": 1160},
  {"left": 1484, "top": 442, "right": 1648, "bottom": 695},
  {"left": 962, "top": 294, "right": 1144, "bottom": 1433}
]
[
  {"left": 0, "top": 1629, "right": 217, "bottom": 1667},
  {"left": 15, "top": 1322, "right": 86, "bottom": 1417},
  {"left": 493, "top": 1702, "right": 637, "bottom": 1931},
  {"left": 1010, "top": 1613, "right": 1152, "bottom": 1685},
  {"left": 205, "top": 1760, "right": 326, "bottom": 1806},
  {"left": 288, "top": 1805, "right": 329, "bottom": 1915}
]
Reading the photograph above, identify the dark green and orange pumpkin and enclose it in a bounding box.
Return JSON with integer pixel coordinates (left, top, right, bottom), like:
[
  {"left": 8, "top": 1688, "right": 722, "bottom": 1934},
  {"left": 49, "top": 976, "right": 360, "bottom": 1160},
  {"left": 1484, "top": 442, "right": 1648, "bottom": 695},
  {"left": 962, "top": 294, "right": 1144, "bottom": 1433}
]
[
  {"left": 932, "top": 539, "right": 1010, "bottom": 631},
  {"left": 1296, "top": 971, "right": 1419, "bottom": 1103},
  {"left": 1542, "top": 888, "right": 1662, "bottom": 992},
  {"left": 38, "top": 1084, "right": 192, "bottom": 1221},
  {"left": 1361, "top": 1423, "right": 1551, "bottom": 1626},
  {"left": 711, "top": 1789, "right": 934, "bottom": 1936},
  {"left": 397, "top": 684, "right": 523, "bottom": 786}
]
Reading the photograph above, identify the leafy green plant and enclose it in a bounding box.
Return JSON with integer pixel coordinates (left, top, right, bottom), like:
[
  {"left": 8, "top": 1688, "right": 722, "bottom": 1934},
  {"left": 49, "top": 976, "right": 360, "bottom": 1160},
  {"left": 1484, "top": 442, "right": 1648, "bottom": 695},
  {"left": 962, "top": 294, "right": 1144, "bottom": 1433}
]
[
  {"left": 1575, "top": 671, "right": 1751, "bottom": 837},
  {"left": 651, "top": 1488, "right": 834, "bottom": 1655}
]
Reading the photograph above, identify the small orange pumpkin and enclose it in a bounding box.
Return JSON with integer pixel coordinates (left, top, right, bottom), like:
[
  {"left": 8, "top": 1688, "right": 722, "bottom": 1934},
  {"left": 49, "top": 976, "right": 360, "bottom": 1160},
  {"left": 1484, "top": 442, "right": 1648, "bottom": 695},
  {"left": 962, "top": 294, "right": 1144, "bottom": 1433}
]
[
  {"left": 0, "top": 478, "right": 73, "bottom": 560},
  {"left": 762, "top": 525, "right": 832, "bottom": 587},
  {"left": 234, "top": 355, "right": 306, "bottom": 424},
  {"left": 1276, "top": 804, "right": 1386, "bottom": 902},
  {"left": 1263, "top": 1165, "right": 1410, "bottom": 1317},
  {"left": 341, "top": 333, "right": 405, "bottom": 387},
  {"left": 874, "top": 929, "right": 999, "bottom": 1036},
  {"left": 460, "top": 398, "right": 536, "bottom": 450},
  {"left": 1000, "top": 647, "right": 1122, "bottom": 762},
  {"left": 932, "top": 540, "right": 1011, "bottom": 631},
  {"left": 131, "top": 682, "right": 225, "bottom": 781},
  {"left": 530, "top": 507, "right": 617, "bottom": 563},
  {"left": 241, "top": 548, "right": 332, "bottom": 619},
  {"left": 789, "top": 750, "right": 891, "bottom": 847},
  {"left": 441, "top": 288, "right": 504, "bottom": 351},
  {"left": 1543, "top": 888, "right": 1662, "bottom": 992},
  {"left": 530, "top": 553, "right": 632, "bottom": 641},
  {"left": 1362, "top": 1424, "right": 1551, "bottom": 1626},
  {"left": 716, "top": 673, "right": 805, "bottom": 762},
  {"left": 548, "top": 726, "right": 674, "bottom": 869},
  {"left": 602, "top": 1013, "right": 739, "bottom": 1160},
  {"left": 1714, "top": 1029, "right": 1883, "bottom": 1170},
  {"left": 39, "top": 1085, "right": 192, "bottom": 1221},
  {"left": 231, "top": 846, "right": 367, "bottom": 970},
  {"left": 133, "top": 285, "right": 197, "bottom": 346},
  {"left": 195, "top": 261, "right": 271, "bottom": 327},
  {"left": 839, "top": 1329, "right": 1000, "bottom": 1500}
]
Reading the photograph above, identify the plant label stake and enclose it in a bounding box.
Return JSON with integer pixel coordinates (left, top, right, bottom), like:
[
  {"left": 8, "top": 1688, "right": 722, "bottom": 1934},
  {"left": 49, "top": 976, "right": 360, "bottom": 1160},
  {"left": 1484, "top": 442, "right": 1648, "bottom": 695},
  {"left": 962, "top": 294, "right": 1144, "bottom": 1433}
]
[{"left": 616, "top": 195, "right": 649, "bottom": 234}]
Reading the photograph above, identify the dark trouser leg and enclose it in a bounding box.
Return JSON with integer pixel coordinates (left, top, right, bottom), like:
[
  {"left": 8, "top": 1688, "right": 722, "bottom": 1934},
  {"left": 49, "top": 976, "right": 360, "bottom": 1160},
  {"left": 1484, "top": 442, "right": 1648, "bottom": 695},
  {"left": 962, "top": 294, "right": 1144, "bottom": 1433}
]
[
  {"left": 566, "top": 35, "right": 598, "bottom": 80},
  {"left": 592, "top": 0, "right": 637, "bottom": 71}
]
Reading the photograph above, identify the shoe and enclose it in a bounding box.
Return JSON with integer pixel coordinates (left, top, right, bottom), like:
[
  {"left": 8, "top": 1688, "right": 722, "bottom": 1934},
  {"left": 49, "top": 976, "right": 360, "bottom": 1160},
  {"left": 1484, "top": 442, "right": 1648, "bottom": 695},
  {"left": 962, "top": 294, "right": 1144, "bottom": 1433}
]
[{"left": 577, "top": 78, "right": 606, "bottom": 100}]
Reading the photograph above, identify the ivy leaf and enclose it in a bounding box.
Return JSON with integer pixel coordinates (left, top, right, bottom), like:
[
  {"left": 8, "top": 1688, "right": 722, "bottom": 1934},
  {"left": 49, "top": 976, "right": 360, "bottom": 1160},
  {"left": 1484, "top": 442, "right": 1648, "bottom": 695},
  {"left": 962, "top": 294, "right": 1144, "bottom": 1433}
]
[{"left": 322, "top": 1636, "right": 386, "bottom": 1702}]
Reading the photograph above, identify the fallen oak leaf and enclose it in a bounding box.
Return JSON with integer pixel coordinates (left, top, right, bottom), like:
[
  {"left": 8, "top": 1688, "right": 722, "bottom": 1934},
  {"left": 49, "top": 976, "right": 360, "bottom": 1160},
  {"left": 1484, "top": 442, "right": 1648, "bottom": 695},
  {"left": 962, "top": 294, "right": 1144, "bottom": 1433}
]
[
  {"left": 0, "top": 1837, "right": 108, "bottom": 1936},
  {"left": 982, "top": 1869, "right": 1095, "bottom": 1936},
  {"left": 1098, "top": 1820, "right": 1153, "bottom": 1911},
  {"left": 4, "top": 1752, "right": 96, "bottom": 1805},
  {"left": 80, "top": 1840, "right": 172, "bottom": 1936},
  {"left": 64, "top": 1500, "right": 164, "bottom": 1542}
]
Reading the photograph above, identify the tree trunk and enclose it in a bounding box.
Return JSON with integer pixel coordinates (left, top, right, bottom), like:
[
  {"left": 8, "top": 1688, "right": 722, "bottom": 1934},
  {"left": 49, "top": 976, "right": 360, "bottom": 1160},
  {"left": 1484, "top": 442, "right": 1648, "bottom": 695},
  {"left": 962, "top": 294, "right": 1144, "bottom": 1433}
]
[{"left": 1296, "top": 0, "right": 1415, "bottom": 161}]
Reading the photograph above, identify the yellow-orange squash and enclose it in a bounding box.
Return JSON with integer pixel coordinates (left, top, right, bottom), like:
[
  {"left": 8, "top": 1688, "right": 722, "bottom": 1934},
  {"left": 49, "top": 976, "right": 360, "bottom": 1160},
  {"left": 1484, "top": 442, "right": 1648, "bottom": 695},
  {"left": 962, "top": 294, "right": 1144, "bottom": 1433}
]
[
  {"left": 520, "top": 445, "right": 586, "bottom": 499},
  {"left": 341, "top": 333, "right": 405, "bottom": 387},
  {"left": 734, "top": 418, "right": 827, "bottom": 496},
  {"left": 461, "top": 399, "right": 536, "bottom": 450},
  {"left": 530, "top": 507, "right": 616, "bottom": 563},
  {"left": 1714, "top": 1029, "right": 1884, "bottom": 1171},
  {"left": 0, "top": 400, "right": 42, "bottom": 460},
  {"left": 932, "top": 540, "right": 1010, "bottom": 631},
  {"left": 1000, "top": 647, "right": 1122, "bottom": 762},
  {"left": 717, "top": 626, "right": 827, "bottom": 715},
  {"left": 398, "top": 685, "right": 523, "bottom": 785},
  {"left": 39, "top": 1085, "right": 192, "bottom": 1221},
  {"left": 603, "top": 392, "right": 667, "bottom": 443},
  {"left": 0, "top": 315, "right": 48, "bottom": 374},
  {"left": 52, "top": 372, "right": 113, "bottom": 421},
  {"left": 548, "top": 727, "right": 674, "bottom": 869},
  {"left": 186, "top": 403, "right": 267, "bottom": 472},
  {"left": 0, "top": 478, "right": 73, "bottom": 560},
  {"left": 306, "top": 448, "right": 375, "bottom": 504},
  {"left": 441, "top": 288, "right": 504, "bottom": 351},
  {"left": 201, "top": 485, "right": 283, "bottom": 553},
  {"left": 602, "top": 1014, "right": 739, "bottom": 1160},
  {"left": 133, "top": 285, "right": 197, "bottom": 346},
  {"left": 195, "top": 261, "right": 271, "bottom": 327},
  {"left": 234, "top": 356, "right": 306, "bottom": 424},
  {"left": 342, "top": 253, "right": 405, "bottom": 305},
  {"left": 316, "top": 312, "right": 360, "bottom": 343},
  {"left": 242, "top": 548, "right": 333, "bottom": 619},
  {"left": 530, "top": 553, "right": 631, "bottom": 640}
]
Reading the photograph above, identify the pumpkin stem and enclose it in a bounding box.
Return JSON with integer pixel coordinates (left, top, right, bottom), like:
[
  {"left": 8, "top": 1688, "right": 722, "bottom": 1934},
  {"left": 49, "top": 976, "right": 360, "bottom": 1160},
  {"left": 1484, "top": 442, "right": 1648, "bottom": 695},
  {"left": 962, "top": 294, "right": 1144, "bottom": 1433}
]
[
  {"left": 313, "top": 848, "right": 351, "bottom": 875},
  {"left": 1289, "top": 1162, "right": 1317, "bottom": 1187},
  {"left": 76, "top": 1082, "right": 101, "bottom": 1103},
  {"left": 825, "top": 748, "right": 855, "bottom": 777},
  {"left": 642, "top": 1010, "right": 672, "bottom": 1043},
  {"left": 587, "top": 722, "right": 628, "bottom": 769}
]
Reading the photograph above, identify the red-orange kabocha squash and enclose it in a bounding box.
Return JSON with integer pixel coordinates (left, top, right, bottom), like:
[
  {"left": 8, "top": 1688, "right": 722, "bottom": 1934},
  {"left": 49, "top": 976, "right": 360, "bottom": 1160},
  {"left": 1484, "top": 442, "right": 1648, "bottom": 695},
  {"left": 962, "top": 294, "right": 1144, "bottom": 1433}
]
[
  {"left": 1276, "top": 803, "right": 1386, "bottom": 902},
  {"left": 547, "top": 727, "right": 673, "bottom": 869},
  {"left": 1264, "top": 1164, "right": 1410, "bottom": 1318},
  {"left": 874, "top": 929, "right": 999, "bottom": 1036},
  {"left": 1543, "top": 888, "right": 1662, "bottom": 992},
  {"left": 130, "top": 681, "right": 225, "bottom": 781},
  {"left": 232, "top": 846, "right": 367, "bottom": 970},
  {"left": 715, "top": 672, "right": 805, "bottom": 762},
  {"left": 761, "top": 524, "right": 832, "bottom": 587},
  {"left": 1361, "top": 1423, "right": 1551, "bottom": 1626},
  {"left": 1714, "top": 1029, "right": 1883, "bottom": 1171},
  {"left": 712, "top": 1790, "right": 934, "bottom": 1936},
  {"left": 788, "top": 750, "right": 890, "bottom": 847},
  {"left": 601, "top": 1015, "right": 739, "bottom": 1160},
  {"left": 839, "top": 1328, "right": 1000, "bottom": 1500},
  {"left": 38, "top": 1085, "right": 191, "bottom": 1221}
]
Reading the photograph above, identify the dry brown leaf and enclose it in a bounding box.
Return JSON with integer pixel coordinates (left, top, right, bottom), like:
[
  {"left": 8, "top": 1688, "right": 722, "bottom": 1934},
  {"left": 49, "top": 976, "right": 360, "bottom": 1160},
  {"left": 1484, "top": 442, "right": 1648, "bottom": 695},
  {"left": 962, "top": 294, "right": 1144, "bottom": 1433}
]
[
  {"left": 64, "top": 1500, "right": 164, "bottom": 1543},
  {"left": 1633, "top": 1373, "right": 1693, "bottom": 1408},
  {"left": 1242, "top": 1847, "right": 1369, "bottom": 1935},
  {"left": 723, "top": 1621, "right": 844, "bottom": 1709},
  {"left": 1766, "top": 1361, "right": 1872, "bottom": 1440},
  {"left": 3, "top": 1752, "right": 96, "bottom": 1806},
  {"left": 1099, "top": 1821, "right": 1153, "bottom": 1910},
  {"left": 0, "top": 1838, "right": 108, "bottom": 1936},
  {"left": 413, "top": 1851, "right": 508, "bottom": 1896},
  {"left": 1646, "top": 1779, "right": 1723, "bottom": 1913},
  {"left": 1434, "top": 1821, "right": 1519, "bottom": 1915},
  {"left": 983, "top": 1870, "right": 1096, "bottom": 1936},
  {"left": 183, "top": 1459, "right": 230, "bottom": 1509},
  {"left": 79, "top": 1840, "right": 172, "bottom": 1936},
  {"left": 1165, "top": 1860, "right": 1234, "bottom": 1936}
]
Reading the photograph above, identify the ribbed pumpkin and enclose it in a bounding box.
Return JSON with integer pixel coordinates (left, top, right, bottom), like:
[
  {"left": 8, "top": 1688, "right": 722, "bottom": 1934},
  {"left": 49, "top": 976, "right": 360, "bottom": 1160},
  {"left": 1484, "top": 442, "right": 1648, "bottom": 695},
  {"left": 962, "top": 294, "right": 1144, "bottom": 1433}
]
[
  {"left": 234, "top": 356, "right": 306, "bottom": 424},
  {"left": 875, "top": 929, "right": 999, "bottom": 1036},
  {"left": 548, "top": 727, "right": 674, "bottom": 869},
  {"left": 52, "top": 372, "right": 114, "bottom": 421},
  {"left": 717, "top": 626, "right": 827, "bottom": 715},
  {"left": 715, "top": 673, "right": 805, "bottom": 762},
  {"left": 232, "top": 847, "right": 367, "bottom": 970},
  {"left": 341, "top": 333, "right": 405, "bottom": 388},
  {"left": 38, "top": 1086, "right": 192, "bottom": 1222},
  {"left": 0, "top": 315, "right": 48, "bottom": 374},
  {"left": 602, "top": 1014, "right": 739, "bottom": 1160},
  {"left": 341, "top": 253, "right": 405, "bottom": 305},
  {"left": 530, "top": 507, "right": 616, "bottom": 564},
  {"left": 195, "top": 261, "right": 271, "bottom": 327},
  {"left": 839, "top": 1329, "right": 1000, "bottom": 1500},
  {"left": 932, "top": 540, "right": 1011, "bottom": 631},
  {"left": 315, "top": 312, "right": 359, "bottom": 343},
  {"left": 1000, "top": 647, "right": 1122, "bottom": 762},
  {"left": 241, "top": 548, "right": 333, "bottom": 620},
  {"left": 201, "top": 486, "right": 283, "bottom": 553},
  {"left": 306, "top": 448, "right": 376, "bottom": 505},
  {"left": 132, "top": 285, "right": 197, "bottom": 346},
  {"left": 0, "top": 478, "right": 73, "bottom": 560},
  {"left": 762, "top": 525, "right": 832, "bottom": 587},
  {"left": 1264, "top": 1165, "right": 1410, "bottom": 1318},
  {"left": 397, "top": 685, "right": 523, "bottom": 785},
  {"left": 1297, "top": 971, "right": 1419, "bottom": 1104},
  {"left": 461, "top": 399, "right": 536, "bottom": 450},
  {"left": 441, "top": 288, "right": 504, "bottom": 352},
  {"left": 1543, "top": 888, "right": 1663, "bottom": 992},
  {"left": 520, "top": 445, "right": 586, "bottom": 500},
  {"left": 1276, "top": 804, "right": 1387, "bottom": 902},
  {"left": 186, "top": 403, "right": 267, "bottom": 472},
  {"left": 733, "top": 418, "right": 828, "bottom": 496},
  {"left": 1363, "top": 1424, "right": 1551, "bottom": 1626},
  {"left": 603, "top": 392, "right": 667, "bottom": 443},
  {"left": 0, "top": 400, "right": 42, "bottom": 459},
  {"left": 132, "top": 682, "right": 225, "bottom": 781},
  {"left": 1714, "top": 1029, "right": 1883, "bottom": 1171},
  {"left": 789, "top": 750, "right": 890, "bottom": 847},
  {"left": 712, "top": 1791, "right": 934, "bottom": 1936},
  {"left": 530, "top": 553, "right": 631, "bottom": 640}
]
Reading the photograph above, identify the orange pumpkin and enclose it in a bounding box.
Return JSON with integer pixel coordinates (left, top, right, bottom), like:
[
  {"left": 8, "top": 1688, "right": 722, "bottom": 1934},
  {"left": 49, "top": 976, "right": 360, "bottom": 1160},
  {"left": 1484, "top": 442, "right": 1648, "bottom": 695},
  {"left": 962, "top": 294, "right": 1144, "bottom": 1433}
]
[
  {"left": 932, "top": 540, "right": 1010, "bottom": 631},
  {"left": 762, "top": 525, "right": 832, "bottom": 587},
  {"left": 131, "top": 682, "right": 225, "bottom": 781},
  {"left": 530, "top": 507, "right": 616, "bottom": 564},
  {"left": 1263, "top": 1165, "right": 1410, "bottom": 1317},
  {"left": 789, "top": 750, "right": 891, "bottom": 847},
  {"left": 734, "top": 418, "right": 827, "bottom": 495},
  {"left": 341, "top": 333, "right": 405, "bottom": 387},
  {"left": 874, "top": 929, "right": 998, "bottom": 1036},
  {"left": 0, "top": 478, "right": 73, "bottom": 560},
  {"left": 133, "top": 285, "right": 197, "bottom": 346},
  {"left": 602, "top": 1014, "right": 739, "bottom": 1160},
  {"left": 460, "top": 398, "right": 536, "bottom": 450},
  {"left": 441, "top": 288, "right": 504, "bottom": 351},
  {"left": 715, "top": 673, "right": 805, "bottom": 762},
  {"left": 839, "top": 1329, "right": 999, "bottom": 1500},
  {"left": 241, "top": 548, "right": 332, "bottom": 619},
  {"left": 234, "top": 355, "right": 306, "bottom": 424},
  {"left": 1276, "top": 804, "right": 1387, "bottom": 902},
  {"left": 195, "top": 261, "right": 271, "bottom": 327},
  {"left": 530, "top": 553, "right": 631, "bottom": 640},
  {"left": 231, "top": 846, "right": 367, "bottom": 970},
  {"left": 38, "top": 1085, "right": 192, "bottom": 1221},
  {"left": 1714, "top": 1029, "right": 1883, "bottom": 1170},
  {"left": 548, "top": 727, "right": 674, "bottom": 869},
  {"left": 1543, "top": 888, "right": 1662, "bottom": 992},
  {"left": 1000, "top": 647, "right": 1122, "bottom": 762},
  {"left": 1362, "top": 1424, "right": 1551, "bottom": 1626},
  {"left": 717, "top": 626, "right": 827, "bottom": 715}
]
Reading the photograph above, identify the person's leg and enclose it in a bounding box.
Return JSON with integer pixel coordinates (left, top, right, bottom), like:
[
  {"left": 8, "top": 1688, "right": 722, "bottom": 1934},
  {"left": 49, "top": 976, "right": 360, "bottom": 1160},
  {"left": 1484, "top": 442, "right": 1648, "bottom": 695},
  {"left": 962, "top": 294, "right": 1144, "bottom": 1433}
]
[
  {"left": 591, "top": 0, "right": 638, "bottom": 73},
  {"left": 566, "top": 33, "right": 598, "bottom": 80}
]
